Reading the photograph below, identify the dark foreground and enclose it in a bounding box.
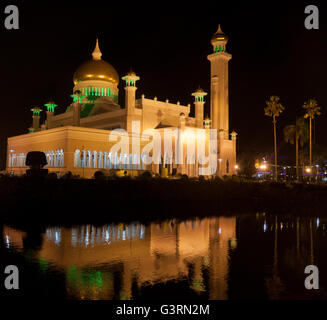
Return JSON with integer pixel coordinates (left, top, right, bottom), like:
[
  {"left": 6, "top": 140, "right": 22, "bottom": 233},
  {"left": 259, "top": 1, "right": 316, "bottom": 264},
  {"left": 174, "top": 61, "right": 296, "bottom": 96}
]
[{"left": 0, "top": 176, "right": 326, "bottom": 228}]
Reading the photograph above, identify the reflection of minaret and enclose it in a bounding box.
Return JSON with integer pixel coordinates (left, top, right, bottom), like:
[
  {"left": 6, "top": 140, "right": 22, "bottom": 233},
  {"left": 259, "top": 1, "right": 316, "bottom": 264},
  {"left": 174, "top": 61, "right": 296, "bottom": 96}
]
[
  {"left": 190, "top": 256, "right": 205, "bottom": 293},
  {"left": 120, "top": 264, "right": 132, "bottom": 300},
  {"left": 208, "top": 217, "right": 236, "bottom": 299}
]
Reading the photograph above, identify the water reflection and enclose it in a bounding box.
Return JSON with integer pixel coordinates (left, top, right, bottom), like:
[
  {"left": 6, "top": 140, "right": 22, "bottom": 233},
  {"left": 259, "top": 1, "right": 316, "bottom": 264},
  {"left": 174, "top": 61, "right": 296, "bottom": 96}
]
[{"left": 2, "top": 214, "right": 327, "bottom": 299}]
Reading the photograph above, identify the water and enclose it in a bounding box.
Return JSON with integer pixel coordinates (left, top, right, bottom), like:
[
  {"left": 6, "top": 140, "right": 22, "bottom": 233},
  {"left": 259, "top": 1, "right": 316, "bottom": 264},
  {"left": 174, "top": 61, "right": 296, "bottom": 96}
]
[{"left": 1, "top": 214, "right": 327, "bottom": 299}]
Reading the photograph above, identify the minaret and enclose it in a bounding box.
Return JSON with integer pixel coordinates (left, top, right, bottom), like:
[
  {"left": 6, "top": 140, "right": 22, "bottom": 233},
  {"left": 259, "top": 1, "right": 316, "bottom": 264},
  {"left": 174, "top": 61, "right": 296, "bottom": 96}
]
[
  {"left": 192, "top": 88, "right": 207, "bottom": 128},
  {"left": 207, "top": 25, "right": 231, "bottom": 139},
  {"left": 45, "top": 101, "right": 57, "bottom": 129},
  {"left": 122, "top": 70, "right": 140, "bottom": 115},
  {"left": 70, "top": 90, "right": 85, "bottom": 126},
  {"left": 30, "top": 107, "right": 42, "bottom": 133}
]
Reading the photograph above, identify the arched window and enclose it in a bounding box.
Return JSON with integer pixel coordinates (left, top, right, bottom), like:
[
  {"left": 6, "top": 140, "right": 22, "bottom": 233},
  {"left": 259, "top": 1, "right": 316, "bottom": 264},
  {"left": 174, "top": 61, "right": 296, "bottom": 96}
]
[
  {"left": 80, "top": 150, "right": 85, "bottom": 168},
  {"left": 55, "top": 150, "right": 59, "bottom": 167},
  {"left": 92, "top": 151, "right": 97, "bottom": 168},
  {"left": 56, "top": 151, "right": 60, "bottom": 167},
  {"left": 86, "top": 151, "right": 91, "bottom": 168},
  {"left": 18, "top": 154, "right": 21, "bottom": 167},
  {"left": 133, "top": 154, "right": 138, "bottom": 170},
  {"left": 8, "top": 155, "right": 12, "bottom": 168},
  {"left": 97, "top": 151, "right": 102, "bottom": 168},
  {"left": 48, "top": 152, "right": 52, "bottom": 167},
  {"left": 60, "top": 149, "right": 64, "bottom": 167},
  {"left": 74, "top": 150, "right": 80, "bottom": 168},
  {"left": 226, "top": 159, "right": 229, "bottom": 174},
  {"left": 108, "top": 153, "right": 112, "bottom": 169},
  {"left": 103, "top": 152, "right": 107, "bottom": 168},
  {"left": 116, "top": 153, "right": 119, "bottom": 169},
  {"left": 51, "top": 151, "right": 55, "bottom": 167}
]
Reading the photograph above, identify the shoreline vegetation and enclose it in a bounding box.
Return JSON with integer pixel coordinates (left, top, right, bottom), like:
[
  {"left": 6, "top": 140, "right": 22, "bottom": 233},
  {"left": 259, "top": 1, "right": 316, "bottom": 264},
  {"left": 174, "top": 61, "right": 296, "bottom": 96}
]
[{"left": 0, "top": 173, "right": 326, "bottom": 230}]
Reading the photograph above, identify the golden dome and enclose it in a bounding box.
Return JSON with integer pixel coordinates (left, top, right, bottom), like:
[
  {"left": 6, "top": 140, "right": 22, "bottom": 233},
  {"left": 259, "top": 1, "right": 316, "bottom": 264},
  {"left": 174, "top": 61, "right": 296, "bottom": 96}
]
[
  {"left": 73, "top": 59, "right": 119, "bottom": 85},
  {"left": 211, "top": 24, "right": 229, "bottom": 44},
  {"left": 73, "top": 39, "right": 119, "bottom": 86}
]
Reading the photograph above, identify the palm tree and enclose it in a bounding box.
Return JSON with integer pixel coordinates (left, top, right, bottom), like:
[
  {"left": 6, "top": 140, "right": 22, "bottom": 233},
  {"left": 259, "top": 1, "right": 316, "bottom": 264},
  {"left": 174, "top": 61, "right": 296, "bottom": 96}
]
[
  {"left": 303, "top": 99, "right": 321, "bottom": 169},
  {"left": 265, "top": 96, "right": 285, "bottom": 181},
  {"left": 283, "top": 118, "right": 309, "bottom": 180}
]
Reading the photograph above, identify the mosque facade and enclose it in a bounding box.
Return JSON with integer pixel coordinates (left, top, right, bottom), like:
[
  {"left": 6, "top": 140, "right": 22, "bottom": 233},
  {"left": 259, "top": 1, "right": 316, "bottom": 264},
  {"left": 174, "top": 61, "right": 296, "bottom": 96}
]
[{"left": 6, "top": 25, "right": 237, "bottom": 178}]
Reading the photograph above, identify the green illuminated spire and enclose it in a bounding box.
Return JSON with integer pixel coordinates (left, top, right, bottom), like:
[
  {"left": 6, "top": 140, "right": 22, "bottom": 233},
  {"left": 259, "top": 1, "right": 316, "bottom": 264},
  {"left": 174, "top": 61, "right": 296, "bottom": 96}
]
[
  {"left": 45, "top": 101, "right": 58, "bottom": 112},
  {"left": 31, "top": 107, "right": 42, "bottom": 116},
  {"left": 71, "top": 90, "right": 85, "bottom": 104},
  {"left": 192, "top": 87, "right": 207, "bottom": 102},
  {"left": 122, "top": 70, "right": 140, "bottom": 87}
]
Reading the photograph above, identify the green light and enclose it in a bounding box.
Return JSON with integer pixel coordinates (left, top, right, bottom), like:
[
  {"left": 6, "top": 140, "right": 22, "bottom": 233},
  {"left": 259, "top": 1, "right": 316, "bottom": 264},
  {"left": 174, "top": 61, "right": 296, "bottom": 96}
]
[
  {"left": 71, "top": 92, "right": 85, "bottom": 104},
  {"left": 45, "top": 102, "right": 58, "bottom": 112},
  {"left": 31, "top": 107, "right": 42, "bottom": 116},
  {"left": 39, "top": 257, "right": 50, "bottom": 274}
]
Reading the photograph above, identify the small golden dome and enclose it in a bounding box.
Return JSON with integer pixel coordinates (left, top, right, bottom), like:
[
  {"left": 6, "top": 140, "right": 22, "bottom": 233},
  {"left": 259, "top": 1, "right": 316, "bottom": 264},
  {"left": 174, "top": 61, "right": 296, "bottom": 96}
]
[
  {"left": 73, "top": 39, "right": 119, "bottom": 86},
  {"left": 211, "top": 25, "right": 228, "bottom": 44}
]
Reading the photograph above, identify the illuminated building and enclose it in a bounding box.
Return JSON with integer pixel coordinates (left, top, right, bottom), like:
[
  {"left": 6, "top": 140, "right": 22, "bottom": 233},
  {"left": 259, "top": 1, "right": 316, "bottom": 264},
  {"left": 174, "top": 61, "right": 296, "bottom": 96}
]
[{"left": 6, "top": 26, "right": 237, "bottom": 178}]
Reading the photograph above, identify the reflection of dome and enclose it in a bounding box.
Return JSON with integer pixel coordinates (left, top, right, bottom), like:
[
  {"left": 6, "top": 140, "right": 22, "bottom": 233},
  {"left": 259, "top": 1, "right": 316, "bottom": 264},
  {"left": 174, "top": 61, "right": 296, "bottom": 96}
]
[
  {"left": 73, "top": 39, "right": 119, "bottom": 86},
  {"left": 211, "top": 25, "right": 228, "bottom": 44}
]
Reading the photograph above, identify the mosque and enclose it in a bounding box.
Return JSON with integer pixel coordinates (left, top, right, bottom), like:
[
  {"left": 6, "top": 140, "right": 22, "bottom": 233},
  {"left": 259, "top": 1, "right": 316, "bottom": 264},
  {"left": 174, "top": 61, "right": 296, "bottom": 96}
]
[{"left": 6, "top": 25, "right": 237, "bottom": 178}]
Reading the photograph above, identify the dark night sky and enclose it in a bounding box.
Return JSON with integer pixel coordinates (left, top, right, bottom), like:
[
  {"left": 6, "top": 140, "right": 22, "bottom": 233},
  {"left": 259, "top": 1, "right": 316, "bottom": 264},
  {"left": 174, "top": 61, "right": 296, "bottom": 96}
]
[{"left": 0, "top": 1, "right": 326, "bottom": 168}]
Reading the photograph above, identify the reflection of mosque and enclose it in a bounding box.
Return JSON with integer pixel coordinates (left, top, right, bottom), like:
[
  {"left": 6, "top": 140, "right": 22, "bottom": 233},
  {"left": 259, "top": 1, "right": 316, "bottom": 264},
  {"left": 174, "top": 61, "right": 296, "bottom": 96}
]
[
  {"left": 4, "top": 214, "right": 326, "bottom": 299},
  {"left": 3, "top": 217, "right": 236, "bottom": 300}
]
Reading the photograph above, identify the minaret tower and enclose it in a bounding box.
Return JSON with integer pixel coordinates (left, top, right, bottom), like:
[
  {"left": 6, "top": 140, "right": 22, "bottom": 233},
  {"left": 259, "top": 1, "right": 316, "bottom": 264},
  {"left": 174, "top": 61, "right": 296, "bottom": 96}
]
[
  {"left": 122, "top": 70, "right": 140, "bottom": 114},
  {"left": 122, "top": 70, "right": 140, "bottom": 132},
  {"left": 207, "top": 25, "right": 231, "bottom": 139},
  {"left": 192, "top": 87, "right": 207, "bottom": 128},
  {"left": 45, "top": 101, "right": 58, "bottom": 129},
  {"left": 30, "top": 107, "right": 42, "bottom": 133},
  {"left": 70, "top": 90, "right": 85, "bottom": 126}
]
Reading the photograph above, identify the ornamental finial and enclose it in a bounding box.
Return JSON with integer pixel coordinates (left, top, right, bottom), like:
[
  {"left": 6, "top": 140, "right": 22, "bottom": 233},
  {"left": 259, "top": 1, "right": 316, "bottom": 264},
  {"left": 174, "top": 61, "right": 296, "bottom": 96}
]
[{"left": 92, "top": 38, "right": 102, "bottom": 60}]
